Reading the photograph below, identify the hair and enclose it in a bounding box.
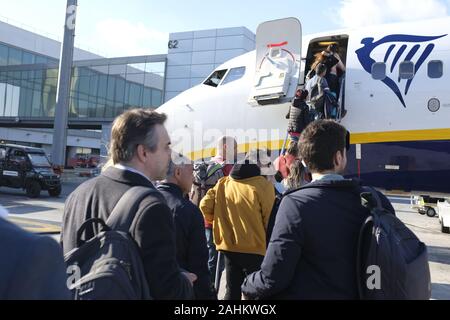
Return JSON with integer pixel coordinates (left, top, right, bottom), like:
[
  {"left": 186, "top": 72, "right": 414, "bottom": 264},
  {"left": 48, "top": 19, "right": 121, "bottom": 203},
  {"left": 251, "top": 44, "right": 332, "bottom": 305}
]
[
  {"left": 310, "top": 52, "right": 326, "bottom": 74},
  {"left": 299, "top": 120, "right": 347, "bottom": 173},
  {"left": 283, "top": 159, "right": 305, "bottom": 190},
  {"left": 286, "top": 140, "right": 299, "bottom": 157},
  {"left": 295, "top": 89, "right": 309, "bottom": 101},
  {"left": 109, "top": 108, "right": 167, "bottom": 164},
  {"left": 166, "top": 152, "right": 191, "bottom": 178},
  {"left": 315, "top": 63, "right": 327, "bottom": 76}
]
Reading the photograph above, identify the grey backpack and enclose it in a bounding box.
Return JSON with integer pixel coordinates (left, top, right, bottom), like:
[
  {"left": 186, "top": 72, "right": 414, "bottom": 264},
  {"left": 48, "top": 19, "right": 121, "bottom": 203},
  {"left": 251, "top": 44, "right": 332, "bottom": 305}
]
[
  {"left": 64, "top": 187, "right": 157, "bottom": 300},
  {"left": 191, "top": 161, "right": 224, "bottom": 206},
  {"left": 357, "top": 187, "right": 431, "bottom": 300}
]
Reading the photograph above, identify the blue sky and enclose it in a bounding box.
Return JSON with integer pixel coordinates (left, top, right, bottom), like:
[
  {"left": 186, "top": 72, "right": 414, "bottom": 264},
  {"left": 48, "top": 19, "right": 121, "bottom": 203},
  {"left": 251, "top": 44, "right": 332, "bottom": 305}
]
[{"left": 0, "top": 0, "right": 449, "bottom": 57}]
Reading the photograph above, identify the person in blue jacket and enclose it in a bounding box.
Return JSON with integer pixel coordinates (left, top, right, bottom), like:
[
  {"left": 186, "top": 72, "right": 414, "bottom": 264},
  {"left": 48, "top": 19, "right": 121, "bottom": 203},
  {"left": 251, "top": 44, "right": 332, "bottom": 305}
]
[
  {"left": 0, "top": 205, "right": 70, "bottom": 300},
  {"left": 242, "top": 120, "right": 394, "bottom": 300}
]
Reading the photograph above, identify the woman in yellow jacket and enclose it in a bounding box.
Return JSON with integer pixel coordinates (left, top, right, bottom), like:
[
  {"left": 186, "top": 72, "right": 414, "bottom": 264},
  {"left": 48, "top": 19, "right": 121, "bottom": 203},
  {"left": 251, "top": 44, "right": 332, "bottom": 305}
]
[{"left": 200, "top": 155, "right": 275, "bottom": 300}]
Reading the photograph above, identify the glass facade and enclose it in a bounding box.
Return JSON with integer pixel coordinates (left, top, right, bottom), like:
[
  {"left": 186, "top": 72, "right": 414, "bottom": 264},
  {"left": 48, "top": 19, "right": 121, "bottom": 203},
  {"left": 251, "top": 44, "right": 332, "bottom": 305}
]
[{"left": 0, "top": 42, "right": 165, "bottom": 119}]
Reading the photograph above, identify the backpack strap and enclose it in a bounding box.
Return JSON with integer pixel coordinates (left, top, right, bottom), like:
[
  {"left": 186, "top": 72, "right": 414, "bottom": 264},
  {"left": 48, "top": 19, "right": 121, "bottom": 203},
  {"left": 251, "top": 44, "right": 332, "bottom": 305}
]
[
  {"left": 106, "top": 186, "right": 160, "bottom": 233},
  {"left": 359, "top": 186, "right": 384, "bottom": 212},
  {"left": 76, "top": 218, "right": 111, "bottom": 248},
  {"left": 355, "top": 186, "right": 385, "bottom": 300}
]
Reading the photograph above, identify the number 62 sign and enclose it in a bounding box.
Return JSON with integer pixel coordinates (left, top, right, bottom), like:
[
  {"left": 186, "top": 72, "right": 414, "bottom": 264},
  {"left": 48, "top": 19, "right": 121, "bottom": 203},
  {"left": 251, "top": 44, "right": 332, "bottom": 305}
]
[{"left": 168, "top": 40, "right": 179, "bottom": 49}]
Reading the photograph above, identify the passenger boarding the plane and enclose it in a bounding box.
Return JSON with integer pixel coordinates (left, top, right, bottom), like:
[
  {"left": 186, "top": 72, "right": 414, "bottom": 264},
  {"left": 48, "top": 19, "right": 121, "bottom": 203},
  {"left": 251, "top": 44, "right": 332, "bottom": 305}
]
[
  {"left": 322, "top": 44, "right": 346, "bottom": 98},
  {"left": 286, "top": 89, "right": 311, "bottom": 142},
  {"left": 306, "top": 44, "right": 345, "bottom": 97},
  {"left": 305, "top": 63, "right": 330, "bottom": 119}
]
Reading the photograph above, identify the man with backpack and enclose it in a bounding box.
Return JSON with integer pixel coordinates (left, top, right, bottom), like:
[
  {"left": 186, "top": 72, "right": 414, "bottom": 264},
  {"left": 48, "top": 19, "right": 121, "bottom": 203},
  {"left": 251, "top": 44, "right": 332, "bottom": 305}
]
[
  {"left": 306, "top": 63, "right": 330, "bottom": 120},
  {"left": 242, "top": 120, "right": 430, "bottom": 300},
  {"left": 190, "top": 136, "right": 237, "bottom": 289},
  {"left": 61, "top": 109, "right": 196, "bottom": 300}
]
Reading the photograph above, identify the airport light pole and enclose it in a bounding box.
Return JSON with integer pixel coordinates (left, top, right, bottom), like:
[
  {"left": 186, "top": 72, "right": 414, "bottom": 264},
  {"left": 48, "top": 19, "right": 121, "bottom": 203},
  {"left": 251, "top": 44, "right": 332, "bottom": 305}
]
[{"left": 51, "top": 0, "right": 77, "bottom": 170}]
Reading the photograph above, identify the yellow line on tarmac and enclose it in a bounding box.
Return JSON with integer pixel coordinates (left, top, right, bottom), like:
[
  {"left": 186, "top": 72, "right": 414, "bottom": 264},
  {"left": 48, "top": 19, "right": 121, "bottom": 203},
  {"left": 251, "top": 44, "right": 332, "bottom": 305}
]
[{"left": 7, "top": 217, "right": 61, "bottom": 234}]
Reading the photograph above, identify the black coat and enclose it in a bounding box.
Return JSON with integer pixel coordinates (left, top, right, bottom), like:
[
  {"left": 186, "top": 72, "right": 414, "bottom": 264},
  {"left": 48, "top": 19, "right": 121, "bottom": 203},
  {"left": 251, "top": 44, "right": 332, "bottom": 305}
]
[
  {"left": 157, "top": 183, "right": 216, "bottom": 300},
  {"left": 286, "top": 98, "right": 310, "bottom": 134},
  {"left": 242, "top": 179, "right": 395, "bottom": 300},
  {"left": 0, "top": 217, "right": 70, "bottom": 300},
  {"left": 61, "top": 167, "right": 193, "bottom": 300}
]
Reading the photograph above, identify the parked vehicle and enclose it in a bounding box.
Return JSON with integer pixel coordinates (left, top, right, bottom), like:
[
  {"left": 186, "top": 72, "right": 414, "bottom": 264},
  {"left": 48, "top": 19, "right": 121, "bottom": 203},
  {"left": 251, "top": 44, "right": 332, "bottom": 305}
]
[
  {"left": 0, "top": 144, "right": 61, "bottom": 198},
  {"left": 67, "top": 154, "right": 99, "bottom": 169},
  {"left": 437, "top": 200, "right": 450, "bottom": 234},
  {"left": 415, "top": 195, "right": 446, "bottom": 218}
]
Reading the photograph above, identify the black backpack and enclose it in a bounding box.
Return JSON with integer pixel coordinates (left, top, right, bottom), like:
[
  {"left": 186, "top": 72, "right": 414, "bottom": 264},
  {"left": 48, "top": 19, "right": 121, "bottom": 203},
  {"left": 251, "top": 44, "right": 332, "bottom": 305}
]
[
  {"left": 357, "top": 187, "right": 431, "bottom": 300},
  {"left": 64, "top": 186, "right": 157, "bottom": 300}
]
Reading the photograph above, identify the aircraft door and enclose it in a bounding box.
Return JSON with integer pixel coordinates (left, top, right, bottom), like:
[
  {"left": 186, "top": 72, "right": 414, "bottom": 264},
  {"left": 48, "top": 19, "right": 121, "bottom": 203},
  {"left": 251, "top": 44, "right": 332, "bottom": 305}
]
[{"left": 250, "top": 18, "right": 302, "bottom": 105}]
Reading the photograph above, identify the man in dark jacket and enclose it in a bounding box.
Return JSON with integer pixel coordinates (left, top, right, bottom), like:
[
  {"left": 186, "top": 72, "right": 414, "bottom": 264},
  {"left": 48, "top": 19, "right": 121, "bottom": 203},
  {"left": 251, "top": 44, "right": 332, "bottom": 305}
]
[
  {"left": 0, "top": 206, "right": 70, "bottom": 300},
  {"left": 61, "top": 109, "right": 195, "bottom": 300},
  {"left": 157, "top": 155, "right": 216, "bottom": 299},
  {"left": 242, "top": 120, "right": 395, "bottom": 300}
]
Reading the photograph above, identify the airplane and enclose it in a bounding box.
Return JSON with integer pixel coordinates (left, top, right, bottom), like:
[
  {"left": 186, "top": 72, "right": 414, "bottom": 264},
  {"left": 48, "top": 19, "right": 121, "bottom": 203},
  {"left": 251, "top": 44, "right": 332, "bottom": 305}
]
[{"left": 156, "top": 17, "right": 450, "bottom": 197}]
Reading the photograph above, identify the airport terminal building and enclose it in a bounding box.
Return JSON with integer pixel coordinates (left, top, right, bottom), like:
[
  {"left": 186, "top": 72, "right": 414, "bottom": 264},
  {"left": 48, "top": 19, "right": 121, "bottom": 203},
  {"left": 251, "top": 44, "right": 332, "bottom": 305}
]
[{"left": 0, "top": 19, "right": 255, "bottom": 163}]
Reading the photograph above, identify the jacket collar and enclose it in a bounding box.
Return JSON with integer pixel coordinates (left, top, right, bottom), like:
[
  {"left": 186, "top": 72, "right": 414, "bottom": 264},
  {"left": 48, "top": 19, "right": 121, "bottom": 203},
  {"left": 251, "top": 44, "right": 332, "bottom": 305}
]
[
  {"left": 157, "top": 182, "right": 184, "bottom": 198},
  {"left": 230, "top": 164, "right": 261, "bottom": 180},
  {"left": 284, "top": 179, "right": 362, "bottom": 197},
  {"left": 307, "top": 178, "right": 361, "bottom": 188},
  {"left": 312, "top": 173, "right": 345, "bottom": 183},
  {"left": 102, "top": 167, "right": 155, "bottom": 188}
]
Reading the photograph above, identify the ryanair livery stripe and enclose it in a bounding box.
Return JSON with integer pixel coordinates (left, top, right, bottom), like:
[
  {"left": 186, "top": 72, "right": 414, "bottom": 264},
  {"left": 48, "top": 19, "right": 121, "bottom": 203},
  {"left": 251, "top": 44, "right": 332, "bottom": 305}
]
[
  {"left": 186, "top": 128, "right": 450, "bottom": 161},
  {"left": 349, "top": 128, "right": 450, "bottom": 144}
]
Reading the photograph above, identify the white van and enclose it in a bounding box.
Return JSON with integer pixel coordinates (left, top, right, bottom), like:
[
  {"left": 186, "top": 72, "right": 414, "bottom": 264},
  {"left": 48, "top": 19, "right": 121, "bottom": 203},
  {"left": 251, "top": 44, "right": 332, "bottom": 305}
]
[{"left": 437, "top": 200, "right": 450, "bottom": 234}]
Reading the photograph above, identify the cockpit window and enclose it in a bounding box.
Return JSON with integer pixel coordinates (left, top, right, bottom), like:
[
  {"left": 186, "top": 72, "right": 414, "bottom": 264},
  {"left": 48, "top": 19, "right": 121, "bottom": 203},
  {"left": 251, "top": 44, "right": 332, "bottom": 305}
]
[
  {"left": 221, "top": 67, "right": 246, "bottom": 85},
  {"left": 203, "top": 69, "right": 227, "bottom": 87}
]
